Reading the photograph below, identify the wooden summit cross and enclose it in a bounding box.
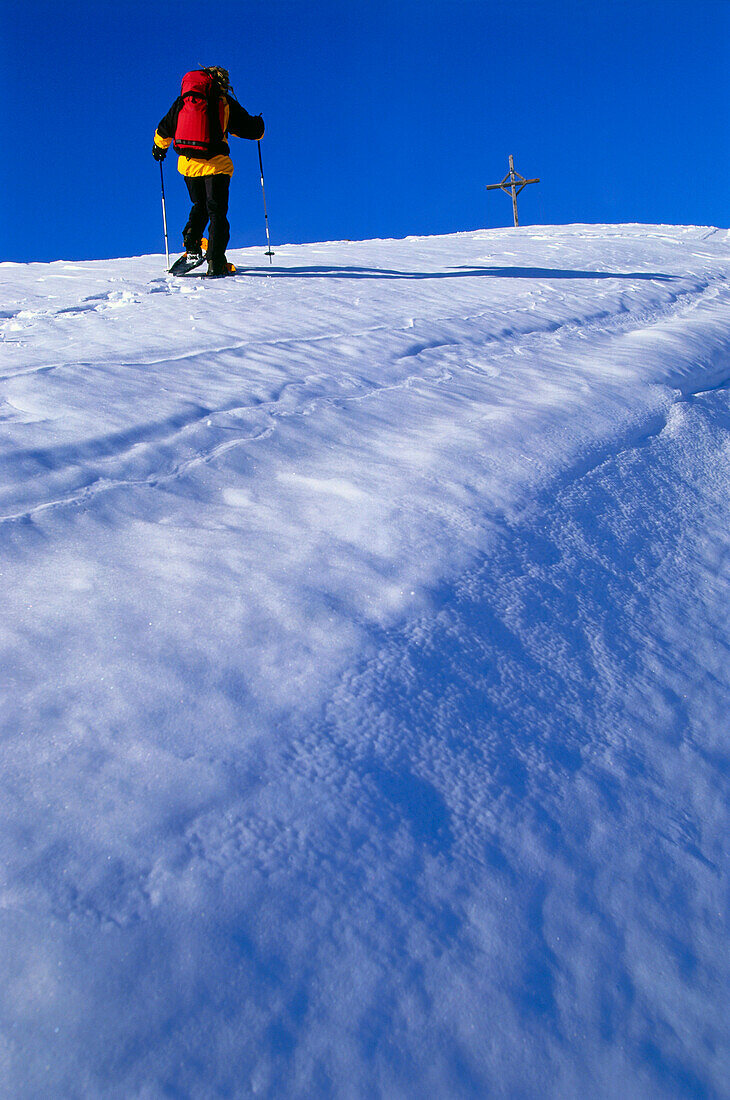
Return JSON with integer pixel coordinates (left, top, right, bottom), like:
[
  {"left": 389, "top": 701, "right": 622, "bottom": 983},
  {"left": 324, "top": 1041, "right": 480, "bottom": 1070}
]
[{"left": 486, "top": 155, "right": 540, "bottom": 227}]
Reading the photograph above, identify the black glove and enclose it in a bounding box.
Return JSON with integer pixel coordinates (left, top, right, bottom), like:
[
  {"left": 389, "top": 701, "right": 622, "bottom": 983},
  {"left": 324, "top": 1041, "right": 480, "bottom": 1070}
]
[
  {"left": 255, "top": 114, "right": 265, "bottom": 139},
  {"left": 152, "top": 143, "right": 167, "bottom": 162}
]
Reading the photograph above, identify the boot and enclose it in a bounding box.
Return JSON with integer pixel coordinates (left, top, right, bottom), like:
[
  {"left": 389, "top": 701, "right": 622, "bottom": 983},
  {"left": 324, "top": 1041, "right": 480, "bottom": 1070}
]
[
  {"left": 183, "top": 233, "right": 203, "bottom": 259},
  {"left": 206, "top": 256, "right": 232, "bottom": 278}
]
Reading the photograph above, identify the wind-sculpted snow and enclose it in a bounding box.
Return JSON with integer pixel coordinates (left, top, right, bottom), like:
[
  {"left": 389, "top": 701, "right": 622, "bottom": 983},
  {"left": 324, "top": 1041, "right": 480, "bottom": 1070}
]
[{"left": 0, "top": 225, "right": 729, "bottom": 1096}]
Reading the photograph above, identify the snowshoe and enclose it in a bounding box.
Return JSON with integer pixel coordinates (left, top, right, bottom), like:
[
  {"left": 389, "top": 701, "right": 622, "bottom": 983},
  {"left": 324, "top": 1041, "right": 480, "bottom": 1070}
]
[
  {"left": 169, "top": 236, "right": 210, "bottom": 276},
  {"left": 169, "top": 250, "right": 205, "bottom": 276}
]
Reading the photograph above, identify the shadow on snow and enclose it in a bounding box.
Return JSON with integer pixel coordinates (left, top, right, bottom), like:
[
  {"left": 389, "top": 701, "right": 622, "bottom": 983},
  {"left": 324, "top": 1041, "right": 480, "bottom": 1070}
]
[{"left": 241, "top": 264, "right": 679, "bottom": 282}]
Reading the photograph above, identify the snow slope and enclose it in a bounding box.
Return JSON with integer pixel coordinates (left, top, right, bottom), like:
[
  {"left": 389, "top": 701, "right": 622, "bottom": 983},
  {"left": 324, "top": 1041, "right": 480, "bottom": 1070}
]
[{"left": 1, "top": 225, "right": 729, "bottom": 1097}]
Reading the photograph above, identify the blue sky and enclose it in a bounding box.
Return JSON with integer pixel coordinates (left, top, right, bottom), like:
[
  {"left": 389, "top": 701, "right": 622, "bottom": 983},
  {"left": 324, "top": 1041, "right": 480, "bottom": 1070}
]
[{"left": 5, "top": 0, "right": 730, "bottom": 262}]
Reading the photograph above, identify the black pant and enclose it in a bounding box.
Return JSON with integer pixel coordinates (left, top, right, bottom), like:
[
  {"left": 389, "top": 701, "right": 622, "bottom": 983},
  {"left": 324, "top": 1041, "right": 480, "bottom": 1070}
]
[{"left": 183, "top": 175, "right": 230, "bottom": 265}]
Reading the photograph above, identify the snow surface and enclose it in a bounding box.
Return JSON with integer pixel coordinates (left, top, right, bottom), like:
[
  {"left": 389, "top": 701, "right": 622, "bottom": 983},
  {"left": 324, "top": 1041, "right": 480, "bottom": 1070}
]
[{"left": 1, "top": 225, "right": 729, "bottom": 1097}]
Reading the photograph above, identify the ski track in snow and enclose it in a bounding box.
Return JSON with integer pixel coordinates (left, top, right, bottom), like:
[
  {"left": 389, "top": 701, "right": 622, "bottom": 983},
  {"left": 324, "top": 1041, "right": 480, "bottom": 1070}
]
[{"left": 0, "top": 225, "right": 729, "bottom": 1097}]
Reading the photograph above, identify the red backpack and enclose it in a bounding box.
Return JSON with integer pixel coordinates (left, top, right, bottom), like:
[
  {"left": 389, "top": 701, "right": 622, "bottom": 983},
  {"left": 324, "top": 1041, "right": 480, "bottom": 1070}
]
[{"left": 173, "top": 70, "right": 226, "bottom": 158}]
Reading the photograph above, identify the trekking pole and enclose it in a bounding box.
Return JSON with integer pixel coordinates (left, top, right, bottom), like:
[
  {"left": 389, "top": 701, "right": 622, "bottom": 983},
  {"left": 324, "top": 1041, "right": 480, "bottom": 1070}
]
[
  {"left": 257, "top": 141, "right": 275, "bottom": 263},
  {"left": 159, "top": 161, "right": 170, "bottom": 270}
]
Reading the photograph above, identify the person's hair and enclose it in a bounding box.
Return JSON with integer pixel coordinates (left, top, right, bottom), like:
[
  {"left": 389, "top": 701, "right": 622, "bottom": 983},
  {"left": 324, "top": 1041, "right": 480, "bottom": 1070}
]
[{"left": 203, "top": 66, "right": 230, "bottom": 91}]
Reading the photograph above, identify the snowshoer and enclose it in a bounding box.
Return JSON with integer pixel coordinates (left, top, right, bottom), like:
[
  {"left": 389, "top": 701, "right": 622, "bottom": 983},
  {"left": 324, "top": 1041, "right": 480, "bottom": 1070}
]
[{"left": 153, "top": 67, "right": 265, "bottom": 277}]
